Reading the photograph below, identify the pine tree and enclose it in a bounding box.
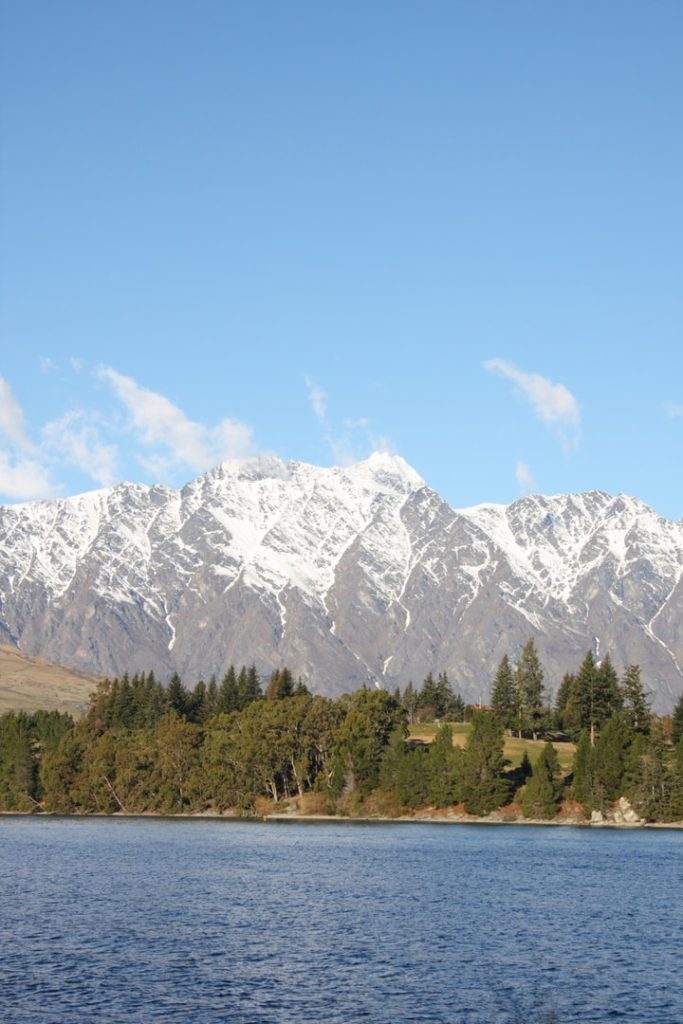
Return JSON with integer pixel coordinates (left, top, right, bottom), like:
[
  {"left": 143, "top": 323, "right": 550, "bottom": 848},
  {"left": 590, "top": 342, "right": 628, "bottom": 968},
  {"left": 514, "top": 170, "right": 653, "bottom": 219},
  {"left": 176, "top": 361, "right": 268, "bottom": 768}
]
[
  {"left": 567, "top": 650, "right": 621, "bottom": 745},
  {"left": 520, "top": 742, "right": 563, "bottom": 819},
  {"left": 265, "top": 667, "right": 294, "bottom": 700},
  {"left": 418, "top": 672, "right": 440, "bottom": 719},
  {"left": 402, "top": 682, "right": 419, "bottom": 725},
  {"left": 217, "top": 666, "right": 239, "bottom": 714},
  {"left": 435, "top": 672, "right": 463, "bottom": 720},
  {"left": 595, "top": 654, "right": 623, "bottom": 723},
  {"left": 668, "top": 739, "right": 683, "bottom": 821},
  {"left": 553, "top": 672, "right": 574, "bottom": 731},
  {"left": 205, "top": 675, "right": 219, "bottom": 719},
  {"left": 591, "top": 713, "right": 631, "bottom": 811},
  {"left": 166, "top": 673, "right": 189, "bottom": 718},
  {"left": 515, "top": 640, "right": 545, "bottom": 740},
  {"left": 634, "top": 721, "right": 670, "bottom": 821},
  {"left": 620, "top": 665, "right": 650, "bottom": 734},
  {"left": 490, "top": 655, "right": 515, "bottom": 730},
  {"left": 427, "top": 724, "right": 463, "bottom": 807},
  {"left": 461, "top": 712, "right": 510, "bottom": 815},
  {"left": 379, "top": 730, "right": 429, "bottom": 808},
  {"left": 572, "top": 730, "right": 594, "bottom": 809},
  {"left": 238, "top": 664, "right": 263, "bottom": 708},
  {"left": 672, "top": 691, "right": 683, "bottom": 746},
  {"left": 188, "top": 680, "right": 208, "bottom": 723}
]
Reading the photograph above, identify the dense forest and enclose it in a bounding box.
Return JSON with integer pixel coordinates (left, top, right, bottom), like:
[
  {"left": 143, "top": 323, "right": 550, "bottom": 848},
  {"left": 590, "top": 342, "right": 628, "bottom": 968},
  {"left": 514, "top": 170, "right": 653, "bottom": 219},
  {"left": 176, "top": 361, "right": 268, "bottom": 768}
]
[{"left": 1, "top": 643, "right": 683, "bottom": 823}]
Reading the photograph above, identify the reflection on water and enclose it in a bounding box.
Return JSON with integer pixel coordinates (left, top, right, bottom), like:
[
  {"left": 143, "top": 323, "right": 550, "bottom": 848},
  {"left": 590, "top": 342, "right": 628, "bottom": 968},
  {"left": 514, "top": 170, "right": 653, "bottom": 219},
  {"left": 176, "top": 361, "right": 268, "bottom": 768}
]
[{"left": 1, "top": 817, "right": 681, "bottom": 1023}]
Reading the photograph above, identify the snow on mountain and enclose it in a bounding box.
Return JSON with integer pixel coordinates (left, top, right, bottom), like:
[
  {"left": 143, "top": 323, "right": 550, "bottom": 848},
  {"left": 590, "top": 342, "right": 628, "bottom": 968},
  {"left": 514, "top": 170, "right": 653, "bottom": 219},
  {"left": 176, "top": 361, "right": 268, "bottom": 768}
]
[{"left": 0, "top": 454, "right": 681, "bottom": 709}]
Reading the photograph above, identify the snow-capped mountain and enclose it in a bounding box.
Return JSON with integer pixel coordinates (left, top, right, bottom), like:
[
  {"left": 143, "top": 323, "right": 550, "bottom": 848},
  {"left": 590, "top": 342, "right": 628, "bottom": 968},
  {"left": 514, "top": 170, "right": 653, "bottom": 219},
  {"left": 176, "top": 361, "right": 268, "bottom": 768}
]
[{"left": 1, "top": 453, "right": 682, "bottom": 710}]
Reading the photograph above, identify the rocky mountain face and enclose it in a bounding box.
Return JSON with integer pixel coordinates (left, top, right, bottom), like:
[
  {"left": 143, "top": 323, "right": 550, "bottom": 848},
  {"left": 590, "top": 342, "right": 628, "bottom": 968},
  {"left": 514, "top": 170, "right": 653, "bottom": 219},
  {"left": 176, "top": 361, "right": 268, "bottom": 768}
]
[{"left": 1, "top": 453, "right": 681, "bottom": 711}]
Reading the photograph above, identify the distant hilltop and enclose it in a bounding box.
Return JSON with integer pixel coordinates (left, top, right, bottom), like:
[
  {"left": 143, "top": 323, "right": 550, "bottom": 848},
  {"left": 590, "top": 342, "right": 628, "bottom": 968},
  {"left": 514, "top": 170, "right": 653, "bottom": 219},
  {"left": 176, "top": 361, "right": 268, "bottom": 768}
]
[{"left": 0, "top": 453, "right": 682, "bottom": 710}]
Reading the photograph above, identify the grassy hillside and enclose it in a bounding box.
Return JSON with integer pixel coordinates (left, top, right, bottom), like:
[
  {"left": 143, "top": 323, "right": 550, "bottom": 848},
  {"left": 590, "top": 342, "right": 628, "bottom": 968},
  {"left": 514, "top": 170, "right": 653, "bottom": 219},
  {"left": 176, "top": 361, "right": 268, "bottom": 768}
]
[
  {"left": 0, "top": 644, "right": 98, "bottom": 716},
  {"left": 409, "top": 721, "right": 576, "bottom": 771}
]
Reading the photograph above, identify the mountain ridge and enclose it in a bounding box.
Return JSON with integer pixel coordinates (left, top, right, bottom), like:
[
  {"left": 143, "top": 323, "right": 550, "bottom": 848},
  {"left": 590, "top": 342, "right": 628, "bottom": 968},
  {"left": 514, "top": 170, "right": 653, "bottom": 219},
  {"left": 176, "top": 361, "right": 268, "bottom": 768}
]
[{"left": 1, "top": 453, "right": 681, "bottom": 710}]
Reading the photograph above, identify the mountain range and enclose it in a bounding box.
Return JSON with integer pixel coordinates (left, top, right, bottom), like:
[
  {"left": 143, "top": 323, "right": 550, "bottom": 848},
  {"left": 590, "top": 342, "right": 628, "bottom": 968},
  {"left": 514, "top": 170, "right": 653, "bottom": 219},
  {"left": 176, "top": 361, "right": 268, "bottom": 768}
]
[{"left": 1, "top": 452, "right": 681, "bottom": 711}]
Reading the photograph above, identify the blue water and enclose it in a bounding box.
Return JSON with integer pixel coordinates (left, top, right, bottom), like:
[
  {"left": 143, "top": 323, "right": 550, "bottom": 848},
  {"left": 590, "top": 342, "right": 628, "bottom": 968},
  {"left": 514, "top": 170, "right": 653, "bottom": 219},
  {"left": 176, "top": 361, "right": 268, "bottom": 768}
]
[{"left": 0, "top": 818, "right": 681, "bottom": 1024}]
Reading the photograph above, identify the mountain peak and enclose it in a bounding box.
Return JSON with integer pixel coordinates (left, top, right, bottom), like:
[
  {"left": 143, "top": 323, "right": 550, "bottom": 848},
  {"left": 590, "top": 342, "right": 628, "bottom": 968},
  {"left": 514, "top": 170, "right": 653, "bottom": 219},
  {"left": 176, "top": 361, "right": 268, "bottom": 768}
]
[{"left": 350, "top": 451, "right": 425, "bottom": 492}]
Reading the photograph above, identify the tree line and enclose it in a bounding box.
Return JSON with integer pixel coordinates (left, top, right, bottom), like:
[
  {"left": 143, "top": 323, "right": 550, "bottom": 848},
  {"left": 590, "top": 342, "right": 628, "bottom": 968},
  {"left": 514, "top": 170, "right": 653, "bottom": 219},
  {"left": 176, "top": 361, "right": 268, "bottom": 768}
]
[{"left": 1, "top": 651, "right": 682, "bottom": 823}]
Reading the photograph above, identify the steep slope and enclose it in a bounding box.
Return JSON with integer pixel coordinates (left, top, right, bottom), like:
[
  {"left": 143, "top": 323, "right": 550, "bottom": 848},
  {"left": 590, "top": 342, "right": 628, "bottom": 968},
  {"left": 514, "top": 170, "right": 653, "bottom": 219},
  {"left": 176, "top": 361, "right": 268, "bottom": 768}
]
[
  {"left": 0, "top": 645, "right": 98, "bottom": 715},
  {"left": 0, "top": 453, "right": 681, "bottom": 710}
]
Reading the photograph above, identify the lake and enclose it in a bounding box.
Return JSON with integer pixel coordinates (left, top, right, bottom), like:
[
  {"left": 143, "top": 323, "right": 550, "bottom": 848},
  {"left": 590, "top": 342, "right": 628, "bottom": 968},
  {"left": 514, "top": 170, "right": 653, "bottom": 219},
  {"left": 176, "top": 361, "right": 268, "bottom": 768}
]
[{"left": 1, "top": 817, "right": 681, "bottom": 1023}]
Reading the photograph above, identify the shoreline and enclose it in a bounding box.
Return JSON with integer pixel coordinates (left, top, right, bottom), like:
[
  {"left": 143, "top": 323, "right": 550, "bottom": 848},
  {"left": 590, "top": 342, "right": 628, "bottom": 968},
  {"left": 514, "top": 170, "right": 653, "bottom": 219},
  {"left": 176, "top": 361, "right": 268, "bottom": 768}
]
[{"left": 3, "top": 808, "right": 683, "bottom": 830}]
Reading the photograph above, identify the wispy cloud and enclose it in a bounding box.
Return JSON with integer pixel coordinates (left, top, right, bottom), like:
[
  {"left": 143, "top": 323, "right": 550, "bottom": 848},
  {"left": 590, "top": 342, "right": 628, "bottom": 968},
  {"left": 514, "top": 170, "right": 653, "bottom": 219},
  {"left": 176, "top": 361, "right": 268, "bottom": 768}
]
[
  {"left": 515, "top": 460, "right": 536, "bottom": 494},
  {"left": 664, "top": 401, "right": 683, "bottom": 419},
  {"left": 0, "top": 378, "right": 54, "bottom": 499},
  {"left": 42, "top": 411, "right": 119, "bottom": 487},
  {"left": 305, "top": 377, "right": 394, "bottom": 466},
  {"left": 484, "top": 358, "right": 581, "bottom": 449},
  {"left": 0, "top": 366, "right": 263, "bottom": 502},
  {"left": 305, "top": 376, "right": 327, "bottom": 422},
  {"left": 0, "top": 377, "right": 34, "bottom": 451},
  {"left": 0, "top": 452, "right": 53, "bottom": 500},
  {"left": 99, "top": 367, "right": 255, "bottom": 476}
]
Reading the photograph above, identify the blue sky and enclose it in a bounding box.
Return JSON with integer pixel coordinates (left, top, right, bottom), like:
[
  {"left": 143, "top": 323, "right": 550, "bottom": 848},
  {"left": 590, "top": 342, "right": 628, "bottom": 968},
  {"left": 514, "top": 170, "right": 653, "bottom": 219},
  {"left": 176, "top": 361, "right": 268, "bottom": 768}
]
[{"left": 1, "top": 2, "right": 682, "bottom": 517}]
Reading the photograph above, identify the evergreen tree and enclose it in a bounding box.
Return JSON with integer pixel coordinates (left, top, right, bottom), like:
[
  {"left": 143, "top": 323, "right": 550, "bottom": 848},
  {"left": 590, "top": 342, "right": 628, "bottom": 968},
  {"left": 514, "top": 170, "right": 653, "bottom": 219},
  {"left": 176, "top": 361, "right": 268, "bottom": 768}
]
[
  {"left": 668, "top": 739, "right": 683, "bottom": 821},
  {"left": 591, "top": 713, "right": 631, "bottom": 811},
  {"left": 515, "top": 640, "right": 545, "bottom": 739},
  {"left": 567, "top": 650, "right": 621, "bottom": 745},
  {"left": 435, "top": 672, "right": 464, "bottom": 720},
  {"left": 336, "top": 689, "right": 407, "bottom": 794},
  {"left": 418, "top": 672, "right": 440, "bottom": 719},
  {"left": 401, "top": 681, "right": 419, "bottom": 725},
  {"left": 427, "top": 724, "right": 463, "bottom": 807},
  {"left": 0, "top": 713, "right": 38, "bottom": 810},
  {"left": 490, "top": 655, "right": 515, "bottom": 730},
  {"left": 265, "top": 667, "right": 294, "bottom": 700},
  {"left": 238, "top": 664, "right": 263, "bottom": 708},
  {"left": 187, "top": 680, "right": 209, "bottom": 723},
  {"left": 461, "top": 712, "right": 510, "bottom": 815},
  {"left": 293, "top": 677, "right": 311, "bottom": 697},
  {"left": 205, "top": 675, "right": 219, "bottom": 719},
  {"left": 620, "top": 665, "right": 650, "bottom": 734},
  {"left": 553, "top": 672, "right": 574, "bottom": 731},
  {"left": 166, "top": 673, "right": 189, "bottom": 718},
  {"left": 672, "top": 691, "right": 683, "bottom": 746},
  {"left": 378, "top": 730, "right": 429, "bottom": 808},
  {"left": 572, "top": 730, "right": 594, "bottom": 809},
  {"left": 633, "top": 721, "right": 670, "bottom": 821},
  {"left": 217, "top": 666, "right": 239, "bottom": 714},
  {"left": 622, "top": 731, "right": 649, "bottom": 804},
  {"left": 520, "top": 742, "right": 563, "bottom": 819},
  {"left": 596, "top": 654, "right": 623, "bottom": 722}
]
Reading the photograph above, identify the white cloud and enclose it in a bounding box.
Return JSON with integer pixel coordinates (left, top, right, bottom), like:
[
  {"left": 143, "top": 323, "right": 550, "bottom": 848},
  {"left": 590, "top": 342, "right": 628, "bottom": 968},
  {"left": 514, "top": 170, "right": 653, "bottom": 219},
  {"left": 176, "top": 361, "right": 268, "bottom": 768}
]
[
  {"left": 664, "top": 402, "right": 683, "bottom": 419},
  {"left": 42, "top": 411, "right": 119, "bottom": 487},
  {"left": 0, "top": 377, "right": 33, "bottom": 450},
  {"left": 39, "top": 356, "right": 56, "bottom": 374},
  {"left": 484, "top": 358, "right": 581, "bottom": 449},
  {"left": 515, "top": 460, "right": 536, "bottom": 494},
  {"left": 99, "top": 367, "right": 255, "bottom": 475},
  {"left": 0, "top": 451, "right": 53, "bottom": 500},
  {"left": 70, "top": 357, "right": 85, "bottom": 373},
  {"left": 305, "top": 377, "right": 395, "bottom": 466},
  {"left": 305, "top": 376, "right": 327, "bottom": 422}
]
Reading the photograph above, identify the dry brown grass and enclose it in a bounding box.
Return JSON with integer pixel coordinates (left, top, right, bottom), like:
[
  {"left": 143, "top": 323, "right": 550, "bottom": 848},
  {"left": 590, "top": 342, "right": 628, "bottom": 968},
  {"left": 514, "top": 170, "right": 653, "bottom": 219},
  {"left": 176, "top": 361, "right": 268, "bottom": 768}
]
[
  {"left": 0, "top": 644, "right": 99, "bottom": 716},
  {"left": 408, "top": 721, "right": 576, "bottom": 770}
]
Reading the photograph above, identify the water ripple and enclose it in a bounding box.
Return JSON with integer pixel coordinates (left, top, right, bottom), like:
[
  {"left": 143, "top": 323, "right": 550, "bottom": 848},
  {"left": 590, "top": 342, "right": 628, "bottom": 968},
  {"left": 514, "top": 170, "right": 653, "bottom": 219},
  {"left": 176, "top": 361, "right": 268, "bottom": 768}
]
[{"left": 0, "top": 817, "right": 681, "bottom": 1023}]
